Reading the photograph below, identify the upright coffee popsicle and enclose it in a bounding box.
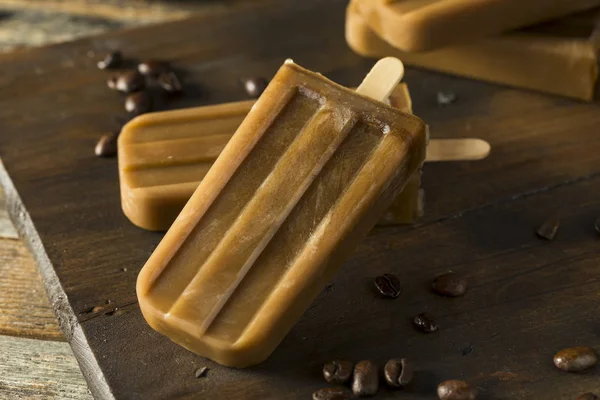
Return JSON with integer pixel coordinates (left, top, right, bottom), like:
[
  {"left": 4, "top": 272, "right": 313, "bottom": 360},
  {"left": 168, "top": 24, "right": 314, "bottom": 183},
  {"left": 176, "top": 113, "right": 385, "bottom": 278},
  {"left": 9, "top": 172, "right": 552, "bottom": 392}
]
[{"left": 137, "top": 58, "right": 427, "bottom": 367}]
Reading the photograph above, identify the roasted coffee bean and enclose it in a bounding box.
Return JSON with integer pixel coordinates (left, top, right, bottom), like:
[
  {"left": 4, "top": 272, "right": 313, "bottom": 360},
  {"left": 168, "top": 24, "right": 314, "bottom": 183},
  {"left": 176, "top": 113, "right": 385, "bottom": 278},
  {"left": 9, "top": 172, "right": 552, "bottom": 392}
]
[
  {"left": 125, "top": 91, "right": 152, "bottom": 115},
  {"left": 374, "top": 273, "right": 401, "bottom": 298},
  {"left": 352, "top": 360, "right": 378, "bottom": 397},
  {"left": 97, "top": 51, "right": 122, "bottom": 70},
  {"left": 323, "top": 360, "right": 353, "bottom": 384},
  {"left": 157, "top": 71, "right": 183, "bottom": 94},
  {"left": 437, "top": 380, "right": 477, "bottom": 400},
  {"left": 595, "top": 217, "right": 600, "bottom": 235},
  {"left": 413, "top": 313, "right": 438, "bottom": 333},
  {"left": 384, "top": 358, "right": 413, "bottom": 388},
  {"left": 554, "top": 346, "right": 598, "bottom": 372},
  {"left": 107, "top": 70, "right": 145, "bottom": 93},
  {"left": 432, "top": 273, "right": 468, "bottom": 297},
  {"left": 536, "top": 218, "right": 560, "bottom": 240},
  {"left": 95, "top": 133, "right": 118, "bottom": 157},
  {"left": 244, "top": 77, "right": 268, "bottom": 98},
  {"left": 312, "top": 387, "right": 353, "bottom": 400},
  {"left": 138, "top": 60, "right": 168, "bottom": 76},
  {"left": 577, "top": 393, "right": 599, "bottom": 400}
]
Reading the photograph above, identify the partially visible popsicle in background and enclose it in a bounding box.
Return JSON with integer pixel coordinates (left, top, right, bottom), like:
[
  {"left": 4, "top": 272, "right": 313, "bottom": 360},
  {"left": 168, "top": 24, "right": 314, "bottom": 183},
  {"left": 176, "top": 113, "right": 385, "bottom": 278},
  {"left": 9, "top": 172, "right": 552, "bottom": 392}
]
[
  {"left": 346, "top": 0, "right": 600, "bottom": 100},
  {"left": 137, "top": 58, "right": 427, "bottom": 367},
  {"left": 118, "top": 84, "right": 489, "bottom": 231},
  {"left": 358, "top": 0, "right": 600, "bottom": 52}
]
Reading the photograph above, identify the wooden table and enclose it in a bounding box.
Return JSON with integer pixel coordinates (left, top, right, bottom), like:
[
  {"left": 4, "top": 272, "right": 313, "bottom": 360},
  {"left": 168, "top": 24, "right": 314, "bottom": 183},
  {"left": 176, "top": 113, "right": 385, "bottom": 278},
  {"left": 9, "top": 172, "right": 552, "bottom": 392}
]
[{"left": 2, "top": 0, "right": 600, "bottom": 399}]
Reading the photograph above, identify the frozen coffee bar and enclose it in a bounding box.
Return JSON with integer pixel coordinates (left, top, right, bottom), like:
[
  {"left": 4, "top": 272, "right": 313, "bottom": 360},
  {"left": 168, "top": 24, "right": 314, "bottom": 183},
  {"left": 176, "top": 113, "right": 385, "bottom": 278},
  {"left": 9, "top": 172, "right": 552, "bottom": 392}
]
[{"left": 137, "top": 58, "right": 427, "bottom": 367}]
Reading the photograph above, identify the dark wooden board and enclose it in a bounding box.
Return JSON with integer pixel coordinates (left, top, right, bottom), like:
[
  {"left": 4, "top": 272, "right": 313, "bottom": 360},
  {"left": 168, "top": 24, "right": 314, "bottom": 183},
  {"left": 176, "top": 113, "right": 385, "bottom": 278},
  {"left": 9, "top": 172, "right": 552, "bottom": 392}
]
[{"left": 2, "top": 1, "right": 600, "bottom": 398}]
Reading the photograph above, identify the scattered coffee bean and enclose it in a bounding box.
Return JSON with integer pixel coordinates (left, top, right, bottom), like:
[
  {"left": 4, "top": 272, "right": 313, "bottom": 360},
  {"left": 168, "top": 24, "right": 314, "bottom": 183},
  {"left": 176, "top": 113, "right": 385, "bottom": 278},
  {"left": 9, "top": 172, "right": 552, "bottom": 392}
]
[
  {"left": 97, "top": 51, "right": 122, "bottom": 70},
  {"left": 244, "top": 77, "right": 268, "bottom": 98},
  {"left": 105, "top": 299, "right": 112, "bottom": 304},
  {"left": 194, "top": 366, "right": 208, "bottom": 378},
  {"left": 95, "top": 133, "right": 118, "bottom": 157},
  {"left": 594, "top": 217, "right": 600, "bottom": 235},
  {"left": 413, "top": 312, "right": 439, "bottom": 333},
  {"left": 107, "top": 70, "right": 145, "bottom": 93},
  {"left": 436, "top": 91, "right": 456, "bottom": 105},
  {"left": 536, "top": 218, "right": 560, "bottom": 240},
  {"left": 323, "top": 360, "right": 353, "bottom": 384},
  {"left": 125, "top": 91, "right": 153, "bottom": 115},
  {"left": 432, "top": 273, "right": 468, "bottom": 297},
  {"left": 374, "top": 273, "right": 401, "bottom": 298},
  {"left": 104, "top": 307, "right": 120, "bottom": 316},
  {"left": 384, "top": 358, "right": 413, "bottom": 388},
  {"left": 577, "top": 393, "right": 599, "bottom": 400},
  {"left": 554, "top": 346, "right": 598, "bottom": 372},
  {"left": 312, "top": 387, "right": 353, "bottom": 400},
  {"left": 138, "top": 60, "right": 168, "bottom": 76},
  {"left": 352, "top": 360, "right": 378, "bottom": 397},
  {"left": 437, "top": 380, "right": 477, "bottom": 400},
  {"left": 157, "top": 71, "right": 183, "bottom": 94}
]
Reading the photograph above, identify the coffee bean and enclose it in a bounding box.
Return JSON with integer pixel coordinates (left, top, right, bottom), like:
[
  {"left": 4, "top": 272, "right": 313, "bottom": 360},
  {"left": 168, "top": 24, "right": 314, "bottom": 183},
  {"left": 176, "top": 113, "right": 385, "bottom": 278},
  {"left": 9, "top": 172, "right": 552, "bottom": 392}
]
[
  {"left": 352, "top": 360, "right": 378, "bottom": 397},
  {"left": 437, "top": 380, "right": 477, "bottom": 400},
  {"left": 125, "top": 91, "right": 152, "bottom": 115},
  {"left": 157, "top": 71, "right": 183, "bottom": 94},
  {"left": 323, "top": 360, "right": 353, "bottom": 384},
  {"left": 413, "top": 313, "right": 439, "bottom": 333},
  {"left": 312, "top": 387, "right": 353, "bottom": 400},
  {"left": 95, "top": 133, "right": 118, "bottom": 157},
  {"left": 244, "top": 77, "right": 268, "bottom": 98},
  {"left": 536, "top": 218, "right": 559, "bottom": 240},
  {"left": 384, "top": 358, "right": 413, "bottom": 388},
  {"left": 594, "top": 217, "right": 600, "bottom": 235},
  {"left": 577, "top": 393, "right": 599, "bottom": 400},
  {"left": 432, "top": 273, "right": 468, "bottom": 297},
  {"left": 107, "top": 70, "right": 145, "bottom": 93},
  {"left": 138, "top": 60, "right": 168, "bottom": 77},
  {"left": 97, "top": 51, "right": 122, "bottom": 70},
  {"left": 554, "top": 346, "right": 598, "bottom": 372},
  {"left": 374, "top": 273, "right": 401, "bottom": 298}
]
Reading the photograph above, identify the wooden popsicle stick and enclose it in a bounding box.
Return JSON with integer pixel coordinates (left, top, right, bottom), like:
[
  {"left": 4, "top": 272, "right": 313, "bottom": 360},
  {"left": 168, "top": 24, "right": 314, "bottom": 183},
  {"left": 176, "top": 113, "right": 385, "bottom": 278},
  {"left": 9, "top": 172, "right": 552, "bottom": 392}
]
[
  {"left": 425, "top": 138, "right": 491, "bottom": 162},
  {"left": 356, "top": 57, "right": 405, "bottom": 101}
]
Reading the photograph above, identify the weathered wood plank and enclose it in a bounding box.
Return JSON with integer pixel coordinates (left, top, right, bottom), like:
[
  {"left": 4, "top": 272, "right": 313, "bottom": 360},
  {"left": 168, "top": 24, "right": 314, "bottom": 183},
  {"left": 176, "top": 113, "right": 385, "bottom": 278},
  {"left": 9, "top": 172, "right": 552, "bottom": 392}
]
[
  {"left": 0, "top": 186, "right": 18, "bottom": 239},
  {"left": 0, "top": 236, "right": 63, "bottom": 340},
  {"left": 0, "top": 334, "right": 91, "bottom": 399}
]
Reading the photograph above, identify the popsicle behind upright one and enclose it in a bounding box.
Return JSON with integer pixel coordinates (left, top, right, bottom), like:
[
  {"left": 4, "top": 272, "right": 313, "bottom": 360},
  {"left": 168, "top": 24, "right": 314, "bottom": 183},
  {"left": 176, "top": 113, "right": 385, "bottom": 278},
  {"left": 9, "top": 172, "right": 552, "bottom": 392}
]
[
  {"left": 118, "top": 84, "right": 489, "bottom": 231},
  {"left": 137, "top": 59, "right": 427, "bottom": 367}
]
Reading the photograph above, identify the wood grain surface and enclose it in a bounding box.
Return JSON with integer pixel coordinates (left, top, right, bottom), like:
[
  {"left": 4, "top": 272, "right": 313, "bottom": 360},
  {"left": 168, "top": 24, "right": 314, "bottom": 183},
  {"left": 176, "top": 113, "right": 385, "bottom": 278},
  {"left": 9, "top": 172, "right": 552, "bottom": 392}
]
[
  {"left": 1, "top": 0, "right": 600, "bottom": 399},
  {"left": 0, "top": 335, "right": 92, "bottom": 399}
]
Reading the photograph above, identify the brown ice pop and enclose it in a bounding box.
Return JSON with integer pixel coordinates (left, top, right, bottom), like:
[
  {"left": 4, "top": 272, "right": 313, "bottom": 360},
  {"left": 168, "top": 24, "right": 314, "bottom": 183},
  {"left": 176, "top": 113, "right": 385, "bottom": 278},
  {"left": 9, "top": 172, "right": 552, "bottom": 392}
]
[
  {"left": 137, "top": 58, "right": 427, "bottom": 367},
  {"left": 347, "top": 0, "right": 600, "bottom": 99},
  {"left": 118, "top": 84, "right": 489, "bottom": 231},
  {"left": 359, "top": 0, "right": 600, "bottom": 52}
]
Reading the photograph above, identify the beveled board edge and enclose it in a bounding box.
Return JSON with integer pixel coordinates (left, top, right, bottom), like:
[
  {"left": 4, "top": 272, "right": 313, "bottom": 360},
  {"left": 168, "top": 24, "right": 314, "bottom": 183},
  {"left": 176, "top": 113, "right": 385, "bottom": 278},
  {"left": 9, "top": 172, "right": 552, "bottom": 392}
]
[{"left": 0, "top": 159, "right": 114, "bottom": 400}]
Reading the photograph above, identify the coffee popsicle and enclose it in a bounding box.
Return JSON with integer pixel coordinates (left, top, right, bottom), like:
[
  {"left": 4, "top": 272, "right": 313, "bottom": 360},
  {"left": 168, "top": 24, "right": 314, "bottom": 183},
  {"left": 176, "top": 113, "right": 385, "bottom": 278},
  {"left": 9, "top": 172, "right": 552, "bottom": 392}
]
[
  {"left": 346, "top": 0, "right": 600, "bottom": 100},
  {"left": 118, "top": 84, "right": 489, "bottom": 231},
  {"left": 137, "top": 58, "right": 427, "bottom": 367},
  {"left": 359, "top": 0, "right": 600, "bottom": 52}
]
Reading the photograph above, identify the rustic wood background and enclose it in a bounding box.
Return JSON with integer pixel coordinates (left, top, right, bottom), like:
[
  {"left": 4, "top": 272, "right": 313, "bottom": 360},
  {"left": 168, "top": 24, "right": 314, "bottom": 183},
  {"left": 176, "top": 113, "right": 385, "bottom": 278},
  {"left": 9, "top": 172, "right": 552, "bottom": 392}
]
[
  {"left": 0, "top": 1, "right": 274, "bottom": 399},
  {"left": 1, "top": 0, "right": 600, "bottom": 399}
]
